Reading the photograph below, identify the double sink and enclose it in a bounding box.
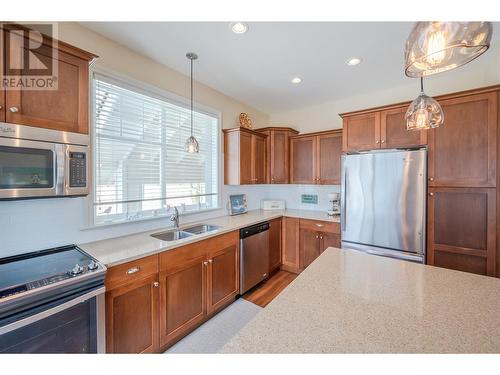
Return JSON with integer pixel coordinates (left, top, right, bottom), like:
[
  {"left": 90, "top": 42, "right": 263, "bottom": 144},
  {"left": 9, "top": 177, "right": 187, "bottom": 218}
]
[{"left": 151, "top": 224, "right": 220, "bottom": 242}]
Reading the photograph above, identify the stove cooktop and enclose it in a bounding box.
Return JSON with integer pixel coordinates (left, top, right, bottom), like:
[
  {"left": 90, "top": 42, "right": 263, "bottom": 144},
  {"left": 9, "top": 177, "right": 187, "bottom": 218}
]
[{"left": 0, "top": 245, "right": 105, "bottom": 301}]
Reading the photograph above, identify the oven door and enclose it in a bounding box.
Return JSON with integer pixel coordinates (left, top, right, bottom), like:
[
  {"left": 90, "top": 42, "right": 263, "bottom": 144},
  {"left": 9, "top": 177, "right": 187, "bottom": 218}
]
[
  {"left": 0, "top": 287, "right": 105, "bottom": 353},
  {"left": 0, "top": 138, "right": 63, "bottom": 199}
]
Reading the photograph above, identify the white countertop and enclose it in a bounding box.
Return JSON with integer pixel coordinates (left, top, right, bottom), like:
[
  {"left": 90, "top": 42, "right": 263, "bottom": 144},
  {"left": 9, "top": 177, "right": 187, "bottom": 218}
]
[
  {"left": 80, "top": 209, "right": 339, "bottom": 267},
  {"left": 221, "top": 248, "right": 500, "bottom": 353}
]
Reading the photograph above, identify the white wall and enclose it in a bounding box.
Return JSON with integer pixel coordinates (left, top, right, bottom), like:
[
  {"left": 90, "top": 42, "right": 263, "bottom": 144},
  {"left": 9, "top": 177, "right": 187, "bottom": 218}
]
[
  {"left": 269, "top": 41, "right": 500, "bottom": 133},
  {"left": 0, "top": 22, "right": 270, "bottom": 257}
]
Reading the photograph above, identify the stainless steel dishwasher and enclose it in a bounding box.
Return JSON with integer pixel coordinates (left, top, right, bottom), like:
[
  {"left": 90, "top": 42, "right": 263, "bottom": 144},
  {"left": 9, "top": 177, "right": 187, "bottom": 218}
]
[{"left": 239, "top": 222, "right": 269, "bottom": 294}]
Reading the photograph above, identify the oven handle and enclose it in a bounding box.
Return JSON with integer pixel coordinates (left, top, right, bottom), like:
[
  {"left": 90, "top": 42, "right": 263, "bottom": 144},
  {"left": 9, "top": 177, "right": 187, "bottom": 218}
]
[{"left": 0, "top": 286, "right": 105, "bottom": 336}]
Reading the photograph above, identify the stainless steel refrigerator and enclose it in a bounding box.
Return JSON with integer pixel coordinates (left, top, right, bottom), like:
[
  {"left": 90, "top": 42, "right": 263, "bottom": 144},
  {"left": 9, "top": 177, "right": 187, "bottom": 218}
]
[{"left": 340, "top": 148, "right": 426, "bottom": 263}]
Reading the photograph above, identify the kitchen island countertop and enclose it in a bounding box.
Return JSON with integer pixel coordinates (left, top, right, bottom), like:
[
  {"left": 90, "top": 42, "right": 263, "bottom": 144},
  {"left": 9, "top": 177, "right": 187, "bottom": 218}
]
[
  {"left": 80, "top": 209, "right": 339, "bottom": 267},
  {"left": 221, "top": 248, "right": 500, "bottom": 353}
]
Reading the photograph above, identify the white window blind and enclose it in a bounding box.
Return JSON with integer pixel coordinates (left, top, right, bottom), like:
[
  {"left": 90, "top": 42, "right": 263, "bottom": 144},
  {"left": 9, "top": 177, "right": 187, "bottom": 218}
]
[{"left": 93, "top": 73, "right": 219, "bottom": 225}]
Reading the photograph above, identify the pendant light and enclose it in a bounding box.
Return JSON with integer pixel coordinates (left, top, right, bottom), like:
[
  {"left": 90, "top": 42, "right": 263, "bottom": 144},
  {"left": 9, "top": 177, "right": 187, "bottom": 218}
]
[
  {"left": 406, "top": 77, "right": 444, "bottom": 130},
  {"left": 405, "top": 22, "right": 492, "bottom": 77},
  {"left": 185, "top": 52, "right": 199, "bottom": 153}
]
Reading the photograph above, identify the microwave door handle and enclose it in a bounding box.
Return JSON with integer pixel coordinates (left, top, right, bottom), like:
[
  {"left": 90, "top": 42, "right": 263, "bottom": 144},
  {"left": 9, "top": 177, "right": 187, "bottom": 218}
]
[{"left": 55, "top": 144, "right": 65, "bottom": 195}]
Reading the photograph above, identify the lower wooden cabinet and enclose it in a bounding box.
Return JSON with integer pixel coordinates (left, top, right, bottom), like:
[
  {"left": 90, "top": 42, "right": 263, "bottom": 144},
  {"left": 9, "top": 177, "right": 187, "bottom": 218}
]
[
  {"left": 105, "top": 231, "right": 239, "bottom": 353},
  {"left": 268, "top": 218, "right": 282, "bottom": 273},
  {"left": 105, "top": 273, "right": 159, "bottom": 353},
  {"left": 207, "top": 243, "right": 239, "bottom": 314},
  {"left": 282, "top": 217, "right": 340, "bottom": 274},
  {"left": 427, "top": 187, "right": 496, "bottom": 276},
  {"left": 159, "top": 254, "right": 207, "bottom": 347}
]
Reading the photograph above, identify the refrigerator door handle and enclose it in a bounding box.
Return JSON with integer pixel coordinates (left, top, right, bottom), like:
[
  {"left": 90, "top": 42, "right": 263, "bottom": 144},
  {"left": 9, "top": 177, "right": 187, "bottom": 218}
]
[{"left": 341, "top": 168, "right": 347, "bottom": 231}]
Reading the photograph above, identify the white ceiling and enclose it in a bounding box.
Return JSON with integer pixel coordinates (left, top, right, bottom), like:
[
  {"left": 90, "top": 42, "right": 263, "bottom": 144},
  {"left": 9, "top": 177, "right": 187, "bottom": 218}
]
[{"left": 81, "top": 22, "right": 500, "bottom": 114}]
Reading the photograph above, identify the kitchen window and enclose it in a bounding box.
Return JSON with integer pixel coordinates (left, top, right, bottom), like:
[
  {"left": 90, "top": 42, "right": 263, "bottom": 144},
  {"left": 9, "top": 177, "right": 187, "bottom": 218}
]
[{"left": 92, "top": 72, "right": 220, "bottom": 226}]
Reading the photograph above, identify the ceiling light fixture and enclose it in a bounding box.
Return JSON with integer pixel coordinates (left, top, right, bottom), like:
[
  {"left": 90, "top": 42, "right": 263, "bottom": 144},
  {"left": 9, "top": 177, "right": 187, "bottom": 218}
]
[
  {"left": 405, "top": 77, "right": 444, "bottom": 131},
  {"left": 346, "top": 57, "right": 362, "bottom": 66},
  {"left": 185, "top": 52, "right": 199, "bottom": 153},
  {"left": 405, "top": 22, "right": 492, "bottom": 77},
  {"left": 230, "top": 22, "right": 249, "bottom": 34},
  {"left": 291, "top": 77, "right": 302, "bottom": 84}
]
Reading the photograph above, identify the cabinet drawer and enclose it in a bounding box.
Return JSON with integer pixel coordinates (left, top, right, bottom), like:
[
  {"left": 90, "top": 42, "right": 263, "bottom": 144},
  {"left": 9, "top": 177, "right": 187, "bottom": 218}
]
[
  {"left": 106, "top": 255, "right": 159, "bottom": 290},
  {"left": 299, "top": 219, "right": 340, "bottom": 234}
]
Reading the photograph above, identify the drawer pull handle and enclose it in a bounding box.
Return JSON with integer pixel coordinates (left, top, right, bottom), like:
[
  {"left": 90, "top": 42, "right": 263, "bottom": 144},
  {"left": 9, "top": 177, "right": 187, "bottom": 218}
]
[
  {"left": 153, "top": 281, "right": 159, "bottom": 288},
  {"left": 9, "top": 106, "right": 19, "bottom": 113},
  {"left": 127, "top": 266, "right": 140, "bottom": 275},
  {"left": 315, "top": 223, "right": 324, "bottom": 227}
]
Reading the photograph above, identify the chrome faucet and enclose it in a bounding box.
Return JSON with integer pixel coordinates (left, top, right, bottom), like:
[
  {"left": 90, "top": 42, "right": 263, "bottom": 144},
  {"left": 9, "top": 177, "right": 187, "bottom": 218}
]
[{"left": 170, "top": 206, "right": 179, "bottom": 229}]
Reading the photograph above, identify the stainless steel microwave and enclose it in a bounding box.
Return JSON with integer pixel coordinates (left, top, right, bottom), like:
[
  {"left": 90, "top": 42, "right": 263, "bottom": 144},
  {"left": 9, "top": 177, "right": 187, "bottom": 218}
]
[{"left": 0, "top": 123, "right": 89, "bottom": 200}]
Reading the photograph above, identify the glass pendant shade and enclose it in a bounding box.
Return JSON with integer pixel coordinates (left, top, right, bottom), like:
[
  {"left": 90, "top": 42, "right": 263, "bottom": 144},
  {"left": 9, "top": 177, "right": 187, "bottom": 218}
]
[
  {"left": 406, "top": 80, "right": 444, "bottom": 131},
  {"left": 185, "top": 135, "right": 200, "bottom": 153},
  {"left": 405, "top": 22, "right": 492, "bottom": 77}
]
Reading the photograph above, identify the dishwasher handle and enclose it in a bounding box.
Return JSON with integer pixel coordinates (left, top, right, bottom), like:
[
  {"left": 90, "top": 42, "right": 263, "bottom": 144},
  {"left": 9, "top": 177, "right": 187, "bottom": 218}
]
[{"left": 240, "top": 222, "right": 270, "bottom": 239}]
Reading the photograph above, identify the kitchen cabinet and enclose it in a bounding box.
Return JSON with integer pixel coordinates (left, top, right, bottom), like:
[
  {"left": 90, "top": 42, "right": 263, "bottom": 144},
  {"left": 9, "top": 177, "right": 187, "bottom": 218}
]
[
  {"left": 290, "top": 130, "right": 342, "bottom": 184},
  {"left": 268, "top": 218, "right": 282, "bottom": 273},
  {"left": 342, "top": 107, "right": 427, "bottom": 152},
  {"left": 428, "top": 92, "right": 497, "bottom": 188},
  {"left": 105, "top": 255, "right": 159, "bottom": 353},
  {"left": 257, "top": 127, "right": 299, "bottom": 183},
  {"left": 281, "top": 216, "right": 300, "bottom": 273},
  {"left": 299, "top": 219, "right": 341, "bottom": 270},
  {"left": 223, "top": 127, "right": 267, "bottom": 185},
  {"left": 158, "top": 231, "right": 239, "bottom": 347},
  {"left": 2, "top": 24, "right": 96, "bottom": 134},
  {"left": 427, "top": 187, "right": 496, "bottom": 276},
  {"left": 207, "top": 243, "right": 239, "bottom": 315}
]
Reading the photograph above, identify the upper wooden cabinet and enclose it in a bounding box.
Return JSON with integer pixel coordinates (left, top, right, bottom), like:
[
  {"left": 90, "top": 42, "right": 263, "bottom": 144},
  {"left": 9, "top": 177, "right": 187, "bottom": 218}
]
[
  {"left": 342, "top": 108, "right": 427, "bottom": 152},
  {"left": 257, "top": 127, "right": 299, "bottom": 184},
  {"left": 428, "top": 92, "right": 497, "bottom": 188},
  {"left": 290, "top": 130, "right": 342, "bottom": 184},
  {"left": 223, "top": 127, "right": 267, "bottom": 185},
  {"left": 1, "top": 24, "right": 96, "bottom": 134}
]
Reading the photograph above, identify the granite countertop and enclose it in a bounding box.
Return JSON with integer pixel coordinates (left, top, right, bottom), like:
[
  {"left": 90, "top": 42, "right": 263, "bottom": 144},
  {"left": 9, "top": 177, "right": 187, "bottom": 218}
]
[
  {"left": 80, "top": 209, "right": 339, "bottom": 267},
  {"left": 221, "top": 248, "right": 500, "bottom": 353}
]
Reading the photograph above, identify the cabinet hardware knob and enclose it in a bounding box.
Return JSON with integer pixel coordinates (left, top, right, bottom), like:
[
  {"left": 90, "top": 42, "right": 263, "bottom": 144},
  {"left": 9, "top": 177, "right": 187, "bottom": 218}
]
[
  {"left": 153, "top": 281, "right": 159, "bottom": 288},
  {"left": 375, "top": 140, "right": 380, "bottom": 144},
  {"left": 381, "top": 140, "right": 385, "bottom": 143},
  {"left": 429, "top": 192, "right": 434, "bottom": 196},
  {"left": 126, "top": 266, "right": 140, "bottom": 275},
  {"left": 208, "top": 259, "right": 213, "bottom": 263},
  {"left": 0, "top": 105, "right": 2, "bottom": 109},
  {"left": 9, "top": 107, "right": 19, "bottom": 113},
  {"left": 315, "top": 235, "right": 319, "bottom": 239},
  {"left": 429, "top": 177, "right": 434, "bottom": 181},
  {"left": 320, "top": 235, "right": 323, "bottom": 239},
  {"left": 203, "top": 261, "right": 208, "bottom": 266}
]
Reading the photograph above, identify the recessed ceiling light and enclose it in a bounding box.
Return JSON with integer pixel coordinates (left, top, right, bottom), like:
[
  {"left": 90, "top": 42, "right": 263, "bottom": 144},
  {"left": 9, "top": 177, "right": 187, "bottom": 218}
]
[
  {"left": 230, "top": 22, "right": 249, "bottom": 34},
  {"left": 291, "top": 77, "right": 302, "bottom": 84},
  {"left": 346, "top": 57, "right": 362, "bottom": 66}
]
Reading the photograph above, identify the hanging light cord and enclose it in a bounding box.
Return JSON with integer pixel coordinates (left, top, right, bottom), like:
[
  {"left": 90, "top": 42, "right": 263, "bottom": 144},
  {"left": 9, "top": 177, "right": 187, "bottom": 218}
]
[{"left": 190, "top": 57, "right": 194, "bottom": 137}]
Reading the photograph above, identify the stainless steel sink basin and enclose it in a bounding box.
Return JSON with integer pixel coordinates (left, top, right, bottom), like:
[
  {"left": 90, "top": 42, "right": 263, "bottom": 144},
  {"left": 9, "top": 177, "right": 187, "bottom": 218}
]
[
  {"left": 182, "top": 224, "right": 220, "bottom": 235},
  {"left": 151, "top": 230, "right": 193, "bottom": 242}
]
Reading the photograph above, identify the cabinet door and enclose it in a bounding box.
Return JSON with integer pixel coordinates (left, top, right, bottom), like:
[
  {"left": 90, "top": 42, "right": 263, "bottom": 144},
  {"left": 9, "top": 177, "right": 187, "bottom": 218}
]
[
  {"left": 4, "top": 30, "right": 90, "bottom": 134},
  {"left": 342, "top": 112, "right": 381, "bottom": 152},
  {"left": 317, "top": 132, "right": 342, "bottom": 184},
  {"left": 207, "top": 244, "right": 238, "bottom": 315},
  {"left": 270, "top": 131, "right": 289, "bottom": 183},
  {"left": 268, "top": 218, "right": 282, "bottom": 272},
  {"left": 300, "top": 228, "right": 321, "bottom": 269},
  {"left": 427, "top": 187, "right": 496, "bottom": 276},
  {"left": 428, "top": 92, "right": 497, "bottom": 187},
  {"left": 239, "top": 131, "right": 253, "bottom": 184},
  {"left": 321, "top": 233, "right": 341, "bottom": 251},
  {"left": 290, "top": 136, "right": 316, "bottom": 184},
  {"left": 253, "top": 134, "right": 267, "bottom": 184},
  {"left": 105, "top": 274, "right": 159, "bottom": 353},
  {"left": 159, "top": 255, "right": 207, "bottom": 347},
  {"left": 281, "top": 217, "right": 300, "bottom": 273},
  {"left": 380, "top": 106, "right": 427, "bottom": 148}
]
